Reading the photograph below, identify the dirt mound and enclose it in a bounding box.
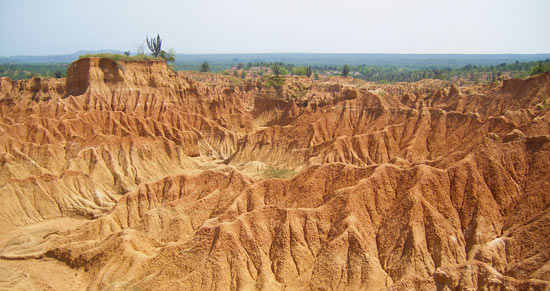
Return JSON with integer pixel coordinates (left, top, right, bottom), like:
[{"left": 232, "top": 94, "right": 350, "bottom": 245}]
[{"left": 0, "top": 58, "right": 549, "bottom": 290}]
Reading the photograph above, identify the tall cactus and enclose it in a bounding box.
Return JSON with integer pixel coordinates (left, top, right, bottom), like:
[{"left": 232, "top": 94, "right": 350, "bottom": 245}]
[
  {"left": 146, "top": 34, "right": 162, "bottom": 57},
  {"left": 306, "top": 66, "right": 313, "bottom": 77}
]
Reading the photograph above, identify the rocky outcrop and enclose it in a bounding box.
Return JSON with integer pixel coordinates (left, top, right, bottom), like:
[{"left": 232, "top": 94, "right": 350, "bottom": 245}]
[{"left": 0, "top": 58, "right": 549, "bottom": 290}]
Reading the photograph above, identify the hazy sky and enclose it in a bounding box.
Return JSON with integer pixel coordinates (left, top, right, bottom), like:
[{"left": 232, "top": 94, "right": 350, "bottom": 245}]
[{"left": 1, "top": 0, "right": 549, "bottom": 56}]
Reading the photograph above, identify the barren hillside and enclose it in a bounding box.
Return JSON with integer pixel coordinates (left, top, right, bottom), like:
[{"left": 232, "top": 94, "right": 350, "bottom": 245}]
[{"left": 0, "top": 58, "right": 549, "bottom": 291}]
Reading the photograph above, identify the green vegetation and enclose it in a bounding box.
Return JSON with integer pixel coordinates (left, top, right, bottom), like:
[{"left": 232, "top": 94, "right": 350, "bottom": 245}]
[
  {"left": 78, "top": 53, "right": 163, "bottom": 61},
  {"left": 537, "top": 96, "right": 550, "bottom": 110},
  {"left": 291, "top": 66, "right": 306, "bottom": 76},
  {"left": 530, "top": 61, "right": 550, "bottom": 76},
  {"left": 79, "top": 35, "right": 176, "bottom": 63},
  {"left": 226, "top": 76, "right": 243, "bottom": 89},
  {"left": 168, "top": 53, "right": 550, "bottom": 69},
  {"left": 263, "top": 166, "right": 295, "bottom": 179},
  {"left": 159, "top": 49, "right": 176, "bottom": 63},
  {"left": 278, "top": 59, "right": 547, "bottom": 84},
  {"left": 264, "top": 75, "right": 285, "bottom": 90},
  {"left": 0, "top": 63, "right": 67, "bottom": 80},
  {"left": 272, "top": 63, "right": 282, "bottom": 77},
  {"left": 173, "top": 56, "right": 550, "bottom": 84},
  {"left": 200, "top": 61, "right": 210, "bottom": 72},
  {"left": 290, "top": 66, "right": 313, "bottom": 77},
  {"left": 184, "top": 58, "right": 549, "bottom": 84},
  {"left": 342, "top": 64, "right": 350, "bottom": 77},
  {"left": 2, "top": 56, "right": 549, "bottom": 85}
]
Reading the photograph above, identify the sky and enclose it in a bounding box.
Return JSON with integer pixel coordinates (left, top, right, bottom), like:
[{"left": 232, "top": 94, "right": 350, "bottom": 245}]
[{"left": 1, "top": 0, "right": 549, "bottom": 56}]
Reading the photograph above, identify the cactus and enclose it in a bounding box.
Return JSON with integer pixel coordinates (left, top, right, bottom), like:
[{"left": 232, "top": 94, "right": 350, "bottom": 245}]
[
  {"left": 146, "top": 34, "right": 162, "bottom": 57},
  {"left": 306, "top": 66, "right": 313, "bottom": 77},
  {"left": 272, "top": 63, "right": 282, "bottom": 77}
]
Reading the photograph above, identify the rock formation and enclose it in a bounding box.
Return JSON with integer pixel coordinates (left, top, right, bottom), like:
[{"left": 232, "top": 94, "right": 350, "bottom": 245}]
[{"left": 0, "top": 58, "right": 549, "bottom": 290}]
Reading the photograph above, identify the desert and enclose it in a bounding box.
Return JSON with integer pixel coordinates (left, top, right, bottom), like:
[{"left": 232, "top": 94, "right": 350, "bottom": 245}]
[{"left": 0, "top": 56, "right": 549, "bottom": 290}]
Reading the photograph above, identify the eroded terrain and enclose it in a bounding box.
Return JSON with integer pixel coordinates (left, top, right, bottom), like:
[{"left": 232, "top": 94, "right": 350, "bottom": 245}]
[{"left": 0, "top": 58, "right": 549, "bottom": 290}]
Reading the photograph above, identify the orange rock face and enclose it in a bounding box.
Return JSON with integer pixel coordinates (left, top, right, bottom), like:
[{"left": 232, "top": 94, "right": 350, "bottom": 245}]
[{"left": 0, "top": 58, "right": 549, "bottom": 290}]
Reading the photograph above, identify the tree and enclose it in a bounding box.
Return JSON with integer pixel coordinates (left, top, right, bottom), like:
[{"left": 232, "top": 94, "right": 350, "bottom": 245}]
[
  {"left": 146, "top": 34, "right": 162, "bottom": 57},
  {"left": 241, "top": 70, "right": 246, "bottom": 79},
  {"left": 200, "top": 61, "right": 210, "bottom": 72},
  {"left": 124, "top": 50, "right": 130, "bottom": 56},
  {"left": 292, "top": 66, "right": 306, "bottom": 76},
  {"left": 342, "top": 64, "right": 350, "bottom": 77},
  {"left": 272, "top": 62, "right": 282, "bottom": 77}
]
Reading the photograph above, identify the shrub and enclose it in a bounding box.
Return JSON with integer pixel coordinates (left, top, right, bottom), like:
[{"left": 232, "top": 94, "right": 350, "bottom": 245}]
[
  {"left": 159, "top": 49, "right": 176, "bottom": 63},
  {"left": 200, "top": 61, "right": 210, "bottom": 72},
  {"left": 530, "top": 61, "right": 550, "bottom": 76},
  {"left": 342, "top": 64, "right": 350, "bottom": 77},
  {"left": 264, "top": 75, "right": 285, "bottom": 90},
  {"left": 292, "top": 66, "right": 307, "bottom": 76}
]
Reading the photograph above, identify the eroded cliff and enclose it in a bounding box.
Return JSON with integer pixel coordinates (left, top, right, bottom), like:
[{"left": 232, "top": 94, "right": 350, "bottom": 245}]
[{"left": 0, "top": 58, "right": 549, "bottom": 290}]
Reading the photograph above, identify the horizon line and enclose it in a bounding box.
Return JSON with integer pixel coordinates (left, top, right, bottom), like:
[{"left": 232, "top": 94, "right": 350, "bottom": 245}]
[{"left": 2, "top": 51, "right": 550, "bottom": 58}]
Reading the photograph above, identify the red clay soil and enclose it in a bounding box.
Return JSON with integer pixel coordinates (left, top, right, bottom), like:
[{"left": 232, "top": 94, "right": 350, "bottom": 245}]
[{"left": 0, "top": 58, "right": 549, "bottom": 290}]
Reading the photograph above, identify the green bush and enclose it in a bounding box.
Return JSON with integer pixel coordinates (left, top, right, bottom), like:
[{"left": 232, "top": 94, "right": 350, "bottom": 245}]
[
  {"left": 530, "top": 61, "right": 550, "bottom": 76},
  {"left": 342, "top": 64, "right": 350, "bottom": 77},
  {"left": 159, "top": 49, "right": 176, "bottom": 63},
  {"left": 200, "top": 61, "right": 210, "bottom": 72},
  {"left": 292, "top": 66, "right": 307, "bottom": 76},
  {"left": 264, "top": 75, "right": 285, "bottom": 90},
  {"left": 0, "top": 63, "right": 68, "bottom": 80}
]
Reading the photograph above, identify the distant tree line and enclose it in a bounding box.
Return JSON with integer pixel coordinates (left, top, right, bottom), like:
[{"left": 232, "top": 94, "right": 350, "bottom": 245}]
[
  {"left": 0, "top": 63, "right": 67, "bottom": 80},
  {"left": 216, "top": 59, "right": 549, "bottom": 83},
  {"left": 3, "top": 59, "right": 549, "bottom": 83}
]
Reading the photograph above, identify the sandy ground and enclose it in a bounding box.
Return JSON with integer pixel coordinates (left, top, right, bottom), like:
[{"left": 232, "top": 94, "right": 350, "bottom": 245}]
[{"left": 0, "top": 218, "right": 89, "bottom": 291}]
